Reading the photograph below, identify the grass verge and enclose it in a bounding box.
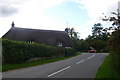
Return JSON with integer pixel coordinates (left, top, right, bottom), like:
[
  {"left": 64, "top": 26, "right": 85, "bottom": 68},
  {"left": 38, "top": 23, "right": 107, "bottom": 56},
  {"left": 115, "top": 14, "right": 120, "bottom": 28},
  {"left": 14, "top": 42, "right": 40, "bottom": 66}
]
[
  {"left": 95, "top": 54, "right": 120, "bottom": 78},
  {"left": 2, "top": 52, "right": 81, "bottom": 72}
]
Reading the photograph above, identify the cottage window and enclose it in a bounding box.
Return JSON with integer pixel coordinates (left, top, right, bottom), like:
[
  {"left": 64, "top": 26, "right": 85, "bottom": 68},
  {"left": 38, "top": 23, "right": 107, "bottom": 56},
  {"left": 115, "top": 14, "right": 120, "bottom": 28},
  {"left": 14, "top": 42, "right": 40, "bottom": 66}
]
[
  {"left": 27, "top": 41, "right": 33, "bottom": 43},
  {"left": 58, "top": 42, "right": 63, "bottom": 47}
]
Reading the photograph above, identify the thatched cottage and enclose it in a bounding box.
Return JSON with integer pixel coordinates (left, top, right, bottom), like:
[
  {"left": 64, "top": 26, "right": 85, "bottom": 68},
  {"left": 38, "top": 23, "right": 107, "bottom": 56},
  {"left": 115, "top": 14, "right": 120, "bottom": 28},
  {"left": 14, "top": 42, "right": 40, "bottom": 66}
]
[{"left": 2, "top": 23, "right": 73, "bottom": 47}]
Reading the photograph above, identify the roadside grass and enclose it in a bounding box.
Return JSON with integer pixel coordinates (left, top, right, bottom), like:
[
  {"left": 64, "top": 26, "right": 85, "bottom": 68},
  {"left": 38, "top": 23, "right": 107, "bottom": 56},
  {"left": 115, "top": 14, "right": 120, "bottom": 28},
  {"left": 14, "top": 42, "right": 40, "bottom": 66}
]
[
  {"left": 95, "top": 54, "right": 120, "bottom": 78},
  {"left": 0, "top": 65, "right": 2, "bottom": 72},
  {"left": 2, "top": 52, "right": 81, "bottom": 72}
]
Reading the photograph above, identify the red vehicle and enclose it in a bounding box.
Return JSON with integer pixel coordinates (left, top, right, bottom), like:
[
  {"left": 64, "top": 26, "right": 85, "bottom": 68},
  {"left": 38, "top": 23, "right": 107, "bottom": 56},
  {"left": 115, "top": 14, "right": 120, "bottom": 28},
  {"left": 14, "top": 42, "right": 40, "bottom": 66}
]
[{"left": 88, "top": 50, "right": 97, "bottom": 53}]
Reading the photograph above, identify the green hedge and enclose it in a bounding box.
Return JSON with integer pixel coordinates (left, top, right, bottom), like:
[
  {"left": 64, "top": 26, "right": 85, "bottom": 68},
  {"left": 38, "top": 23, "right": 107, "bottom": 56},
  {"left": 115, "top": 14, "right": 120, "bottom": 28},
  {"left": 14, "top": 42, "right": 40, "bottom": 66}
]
[
  {"left": 2, "top": 39, "right": 61, "bottom": 64},
  {"left": 65, "top": 48, "right": 77, "bottom": 57},
  {"left": 2, "top": 39, "right": 76, "bottom": 64}
]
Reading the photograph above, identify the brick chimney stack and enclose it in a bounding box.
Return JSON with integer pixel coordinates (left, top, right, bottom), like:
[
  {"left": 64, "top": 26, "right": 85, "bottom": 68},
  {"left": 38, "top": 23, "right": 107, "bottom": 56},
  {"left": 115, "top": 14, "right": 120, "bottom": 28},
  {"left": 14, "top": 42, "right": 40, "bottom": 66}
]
[{"left": 11, "top": 21, "right": 15, "bottom": 27}]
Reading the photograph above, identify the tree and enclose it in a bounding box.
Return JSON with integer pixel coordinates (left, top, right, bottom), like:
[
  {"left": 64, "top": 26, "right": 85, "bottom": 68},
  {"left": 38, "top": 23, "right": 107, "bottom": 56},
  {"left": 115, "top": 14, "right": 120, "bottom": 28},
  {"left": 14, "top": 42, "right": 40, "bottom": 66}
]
[
  {"left": 65, "top": 27, "right": 80, "bottom": 40},
  {"left": 73, "top": 39, "right": 90, "bottom": 52},
  {"left": 101, "top": 8, "right": 120, "bottom": 73},
  {"left": 85, "top": 35, "right": 108, "bottom": 52},
  {"left": 85, "top": 23, "right": 109, "bottom": 52},
  {"left": 92, "top": 23, "right": 103, "bottom": 38},
  {"left": 101, "top": 9, "right": 120, "bottom": 30},
  {"left": 65, "top": 27, "right": 81, "bottom": 51}
]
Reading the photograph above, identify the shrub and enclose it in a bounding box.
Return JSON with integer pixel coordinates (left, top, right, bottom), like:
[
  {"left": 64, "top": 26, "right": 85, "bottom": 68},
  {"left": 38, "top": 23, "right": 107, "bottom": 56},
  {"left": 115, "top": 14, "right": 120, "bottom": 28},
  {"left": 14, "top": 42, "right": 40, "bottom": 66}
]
[
  {"left": 109, "top": 30, "right": 120, "bottom": 73},
  {"left": 65, "top": 48, "right": 77, "bottom": 57},
  {"left": 2, "top": 39, "right": 63, "bottom": 64}
]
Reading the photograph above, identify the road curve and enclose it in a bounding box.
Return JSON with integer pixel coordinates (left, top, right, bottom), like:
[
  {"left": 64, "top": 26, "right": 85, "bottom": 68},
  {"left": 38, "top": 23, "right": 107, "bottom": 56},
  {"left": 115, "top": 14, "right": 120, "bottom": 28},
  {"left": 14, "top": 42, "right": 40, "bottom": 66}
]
[{"left": 2, "top": 53, "right": 109, "bottom": 78}]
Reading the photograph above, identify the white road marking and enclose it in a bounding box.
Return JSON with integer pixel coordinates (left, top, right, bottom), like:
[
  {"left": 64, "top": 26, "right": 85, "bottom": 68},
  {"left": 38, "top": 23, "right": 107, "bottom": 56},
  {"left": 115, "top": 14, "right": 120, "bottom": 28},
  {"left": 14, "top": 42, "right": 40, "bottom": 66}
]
[
  {"left": 87, "top": 54, "right": 95, "bottom": 59},
  {"left": 76, "top": 54, "right": 96, "bottom": 64},
  {"left": 76, "top": 60, "right": 85, "bottom": 64},
  {"left": 48, "top": 54, "right": 96, "bottom": 77},
  {"left": 48, "top": 66, "right": 71, "bottom": 77}
]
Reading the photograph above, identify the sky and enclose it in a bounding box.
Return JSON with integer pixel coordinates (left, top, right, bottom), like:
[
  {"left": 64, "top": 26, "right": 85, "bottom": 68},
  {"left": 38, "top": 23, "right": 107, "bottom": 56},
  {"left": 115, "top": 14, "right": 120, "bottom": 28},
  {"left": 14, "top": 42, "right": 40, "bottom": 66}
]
[{"left": 0, "top": 0, "right": 119, "bottom": 39}]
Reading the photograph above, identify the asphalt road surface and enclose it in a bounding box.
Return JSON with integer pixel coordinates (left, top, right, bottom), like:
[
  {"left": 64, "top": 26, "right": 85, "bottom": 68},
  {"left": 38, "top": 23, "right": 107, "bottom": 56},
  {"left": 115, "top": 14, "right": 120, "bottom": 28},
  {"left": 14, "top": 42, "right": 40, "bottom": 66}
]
[{"left": 2, "top": 53, "right": 109, "bottom": 78}]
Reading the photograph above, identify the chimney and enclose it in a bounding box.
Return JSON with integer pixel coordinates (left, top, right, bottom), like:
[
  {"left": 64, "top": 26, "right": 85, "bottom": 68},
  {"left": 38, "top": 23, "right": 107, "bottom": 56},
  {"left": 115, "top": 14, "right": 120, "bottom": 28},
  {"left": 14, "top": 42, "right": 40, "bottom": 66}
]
[{"left": 11, "top": 21, "right": 15, "bottom": 27}]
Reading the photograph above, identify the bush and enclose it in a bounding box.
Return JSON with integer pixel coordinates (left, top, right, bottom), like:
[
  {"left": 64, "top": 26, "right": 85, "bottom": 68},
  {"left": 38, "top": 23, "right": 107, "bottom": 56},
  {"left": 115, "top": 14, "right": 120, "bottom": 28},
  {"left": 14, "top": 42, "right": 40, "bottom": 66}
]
[
  {"left": 73, "top": 39, "right": 90, "bottom": 52},
  {"left": 109, "top": 30, "right": 120, "bottom": 73},
  {"left": 65, "top": 48, "right": 77, "bottom": 57},
  {"left": 90, "top": 40, "right": 107, "bottom": 52},
  {"left": 2, "top": 39, "right": 63, "bottom": 64}
]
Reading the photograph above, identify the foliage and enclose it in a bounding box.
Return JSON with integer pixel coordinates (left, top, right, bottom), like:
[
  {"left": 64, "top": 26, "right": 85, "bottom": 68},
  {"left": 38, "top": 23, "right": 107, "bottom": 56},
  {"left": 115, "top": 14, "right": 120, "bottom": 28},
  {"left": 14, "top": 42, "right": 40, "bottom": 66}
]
[
  {"left": 89, "top": 40, "right": 107, "bottom": 52},
  {"left": 101, "top": 9, "right": 120, "bottom": 74},
  {"left": 2, "top": 52, "right": 81, "bottom": 72},
  {"left": 65, "top": 27, "right": 80, "bottom": 40},
  {"left": 101, "top": 11, "right": 120, "bottom": 30},
  {"left": 64, "top": 25, "right": 109, "bottom": 52},
  {"left": 2, "top": 39, "right": 63, "bottom": 64},
  {"left": 108, "top": 30, "right": 120, "bottom": 73},
  {"left": 92, "top": 23, "right": 103, "bottom": 37},
  {"left": 72, "top": 39, "right": 81, "bottom": 52},
  {"left": 65, "top": 48, "right": 77, "bottom": 57},
  {"left": 85, "top": 24, "right": 109, "bottom": 53},
  {"left": 91, "top": 23, "right": 110, "bottom": 41},
  {"left": 65, "top": 27, "right": 82, "bottom": 51},
  {"left": 73, "top": 39, "right": 90, "bottom": 52}
]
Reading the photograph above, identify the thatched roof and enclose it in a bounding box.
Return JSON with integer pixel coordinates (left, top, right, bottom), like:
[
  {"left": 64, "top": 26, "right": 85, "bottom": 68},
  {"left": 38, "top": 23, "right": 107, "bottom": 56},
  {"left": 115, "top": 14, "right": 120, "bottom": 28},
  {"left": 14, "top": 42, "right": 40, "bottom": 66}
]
[{"left": 2, "top": 27, "right": 73, "bottom": 47}]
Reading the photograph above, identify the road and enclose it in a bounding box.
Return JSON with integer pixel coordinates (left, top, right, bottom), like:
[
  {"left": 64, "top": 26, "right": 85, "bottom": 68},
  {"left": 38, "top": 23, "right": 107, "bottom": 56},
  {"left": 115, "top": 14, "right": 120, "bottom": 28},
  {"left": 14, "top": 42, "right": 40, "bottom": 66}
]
[{"left": 2, "top": 53, "right": 109, "bottom": 78}]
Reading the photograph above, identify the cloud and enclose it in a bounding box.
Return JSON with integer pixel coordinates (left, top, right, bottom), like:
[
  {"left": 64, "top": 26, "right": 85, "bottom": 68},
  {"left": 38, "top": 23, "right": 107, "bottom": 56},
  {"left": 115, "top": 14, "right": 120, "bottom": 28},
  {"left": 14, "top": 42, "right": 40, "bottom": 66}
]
[
  {"left": 0, "top": 0, "right": 67, "bottom": 38},
  {"left": 0, "top": 4, "right": 18, "bottom": 17},
  {"left": 1, "top": 0, "right": 29, "bottom": 4},
  {"left": 2, "top": 0, "right": 118, "bottom": 39},
  {"left": 76, "top": 0, "right": 119, "bottom": 24},
  {"left": 74, "top": 25, "right": 92, "bottom": 39},
  {"left": 78, "top": 0, "right": 119, "bottom": 17},
  {"left": 0, "top": 0, "right": 30, "bottom": 17}
]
